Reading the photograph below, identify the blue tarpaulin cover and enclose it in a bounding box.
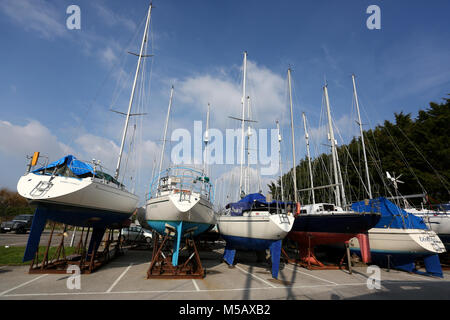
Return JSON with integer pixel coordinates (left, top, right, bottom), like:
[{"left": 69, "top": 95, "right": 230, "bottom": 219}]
[
  {"left": 32, "top": 155, "right": 94, "bottom": 176},
  {"left": 351, "top": 197, "right": 443, "bottom": 277},
  {"left": 351, "top": 197, "right": 427, "bottom": 230},
  {"left": 227, "top": 193, "right": 266, "bottom": 216},
  {"left": 226, "top": 193, "right": 291, "bottom": 216}
]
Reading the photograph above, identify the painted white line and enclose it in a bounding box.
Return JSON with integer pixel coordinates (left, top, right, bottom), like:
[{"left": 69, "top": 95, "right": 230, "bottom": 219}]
[
  {"left": 234, "top": 265, "right": 277, "bottom": 288},
  {"left": 0, "top": 274, "right": 48, "bottom": 296},
  {"left": 4, "top": 279, "right": 445, "bottom": 298},
  {"left": 284, "top": 265, "right": 338, "bottom": 285},
  {"left": 192, "top": 279, "right": 200, "bottom": 292},
  {"left": 0, "top": 282, "right": 375, "bottom": 297},
  {"left": 106, "top": 263, "right": 133, "bottom": 293}
]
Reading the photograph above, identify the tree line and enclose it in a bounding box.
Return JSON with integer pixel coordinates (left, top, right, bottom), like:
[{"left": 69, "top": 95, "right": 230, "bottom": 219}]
[
  {"left": 269, "top": 96, "right": 450, "bottom": 206},
  {"left": 0, "top": 188, "right": 34, "bottom": 220}
]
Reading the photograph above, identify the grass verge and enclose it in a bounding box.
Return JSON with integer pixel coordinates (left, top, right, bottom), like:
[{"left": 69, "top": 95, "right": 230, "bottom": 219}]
[{"left": 0, "top": 246, "right": 77, "bottom": 265}]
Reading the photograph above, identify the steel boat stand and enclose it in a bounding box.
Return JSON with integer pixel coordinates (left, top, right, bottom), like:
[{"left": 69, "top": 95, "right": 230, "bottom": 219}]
[
  {"left": 282, "top": 235, "right": 356, "bottom": 273},
  {"left": 147, "top": 224, "right": 205, "bottom": 279},
  {"left": 27, "top": 207, "right": 125, "bottom": 274}
]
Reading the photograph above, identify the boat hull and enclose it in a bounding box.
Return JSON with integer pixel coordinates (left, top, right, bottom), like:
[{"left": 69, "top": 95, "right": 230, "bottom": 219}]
[
  {"left": 17, "top": 173, "right": 139, "bottom": 215},
  {"left": 415, "top": 214, "right": 450, "bottom": 248},
  {"left": 289, "top": 212, "right": 381, "bottom": 246},
  {"left": 349, "top": 227, "right": 446, "bottom": 256},
  {"left": 17, "top": 171, "right": 138, "bottom": 263},
  {"left": 217, "top": 214, "right": 294, "bottom": 250},
  {"left": 145, "top": 193, "right": 215, "bottom": 238},
  {"left": 220, "top": 234, "right": 278, "bottom": 251}
]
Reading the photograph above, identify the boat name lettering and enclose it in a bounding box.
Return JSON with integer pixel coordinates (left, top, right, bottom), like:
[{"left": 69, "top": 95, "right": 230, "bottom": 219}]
[{"left": 419, "top": 236, "right": 433, "bottom": 242}]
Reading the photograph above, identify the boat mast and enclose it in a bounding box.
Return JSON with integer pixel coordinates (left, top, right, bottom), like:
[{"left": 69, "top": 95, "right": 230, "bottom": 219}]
[
  {"left": 288, "top": 68, "right": 298, "bottom": 204},
  {"left": 246, "top": 96, "right": 252, "bottom": 194},
  {"left": 335, "top": 141, "right": 347, "bottom": 207},
  {"left": 115, "top": 3, "right": 152, "bottom": 180},
  {"left": 352, "top": 74, "right": 372, "bottom": 199},
  {"left": 239, "top": 51, "right": 247, "bottom": 197},
  {"left": 302, "top": 112, "right": 315, "bottom": 205},
  {"left": 203, "top": 102, "right": 210, "bottom": 176},
  {"left": 276, "top": 120, "right": 285, "bottom": 203},
  {"left": 324, "top": 84, "right": 341, "bottom": 207},
  {"left": 157, "top": 86, "right": 174, "bottom": 188}
]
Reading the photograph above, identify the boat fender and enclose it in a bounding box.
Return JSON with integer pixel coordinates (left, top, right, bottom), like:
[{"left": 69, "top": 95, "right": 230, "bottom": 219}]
[{"left": 295, "top": 202, "right": 301, "bottom": 216}]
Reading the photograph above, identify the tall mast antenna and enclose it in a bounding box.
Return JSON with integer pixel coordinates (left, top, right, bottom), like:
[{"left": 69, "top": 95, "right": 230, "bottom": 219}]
[
  {"left": 288, "top": 68, "right": 298, "bottom": 203},
  {"left": 352, "top": 74, "right": 372, "bottom": 199},
  {"left": 115, "top": 3, "right": 153, "bottom": 180},
  {"left": 203, "top": 102, "right": 211, "bottom": 176},
  {"left": 239, "top": 51, "right": 247, "bottom": 197},
  {"left": 276, "top": 120, "right": 285, "bottom": 203},
  {"left": 157, "top": 85, "right": 174, "bottom": 188},
  {"left": 302, "top": 112, "right": 315, "bottom": 205},
  {"left": 324, "top": 84, "right": 341, "bottom": 207}
]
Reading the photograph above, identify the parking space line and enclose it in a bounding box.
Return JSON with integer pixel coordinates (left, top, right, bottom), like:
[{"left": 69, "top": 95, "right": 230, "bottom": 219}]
[
  {"left": 106, "top": 263, "right": 133, "bottom": 293},
  {"left": 234, "top": 265, "right": 277, "bottom": 288},
  {"left": 0, "top": 282, "right": 370, "bottom": 297},
  {"left": 4, "top": 279, "right": 445, "bottom": 298},
  {"left": 0, "top": 274, "right": 48, "bottom": 296},
  {"left": 192, "top": 279, "right": 200, "bottom": 291},
  {"left": 284, "top": 265, "right": 338, "bottom": 285}
]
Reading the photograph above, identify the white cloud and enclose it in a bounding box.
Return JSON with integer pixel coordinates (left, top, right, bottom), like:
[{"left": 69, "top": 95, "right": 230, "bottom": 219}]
[
  {"left": 92, "top": 2, "right": 137, "bottom": 32},
  {"left": 0, "top": 120, "right": 72, "bottom": 159},
  {"left": 74, "top": 133, "right": 120, "bottom": 172},
  {"left": 174, "top": 60, "right": 287, "bottom": 129},
  {"left": 101, "top": 47, "right": 118, "bottom": 66},
  {"left": 0, "top": 0, "right": 66, "bottom": 40}
]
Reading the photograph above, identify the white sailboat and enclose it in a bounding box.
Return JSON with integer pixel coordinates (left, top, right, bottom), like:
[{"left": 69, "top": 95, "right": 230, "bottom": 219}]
[
  {"left": 17, "top": 3, "right": 155, "bottom": 261},
  {"left": 395, "top": 195, "right": 450, "bottom": 249},
  {"left": 407, "top": 208, "right": 450, "bottom": 249},
  {"left": 144, "top": 89, "right": 215, "bottom": 266},
  {"left": 17, "top": 3, "right": 156, "bottom": 225},
  {"left": 216, "top": 52, "right": 294, "bottom": 279},
  {"left": 348, "top": 74, "right": 446, "bottom": 270}
]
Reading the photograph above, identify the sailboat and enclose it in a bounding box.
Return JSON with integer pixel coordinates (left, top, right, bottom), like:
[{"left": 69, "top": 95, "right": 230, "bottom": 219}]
[
  {"left": 216, "top": 52, "right": 295, "bottom": 279},
  {"left": 144, "top": 88, "right": 216, "bottom": 267},
  {"left": 404, "top": 201, "right": 450, "bottom": 249},
  {"left": 17, "top": 4, "right": 155, "bottom": 262},
  {"left": 286, "top": 76, "right": 381, "bottom": 267},
  {"left": 347, "top": 74, "right": 446, "bottom": 276}
]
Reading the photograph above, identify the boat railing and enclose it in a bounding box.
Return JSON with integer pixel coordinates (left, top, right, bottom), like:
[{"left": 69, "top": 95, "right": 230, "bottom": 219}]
[
  {"left": 148, "top": 166, "right": 213, "bottom": 201},
  {"left": 26, "top": 153, "right": 49, "bottom": 174}
]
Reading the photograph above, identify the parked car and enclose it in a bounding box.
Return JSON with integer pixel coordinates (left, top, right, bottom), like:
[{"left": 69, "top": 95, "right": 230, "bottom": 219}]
[
  {"left": 119, "top": 225, "right": 153, "bottom": 244},
  {"left": 0, "top": 214, "right": 34, "bottom": 234}
]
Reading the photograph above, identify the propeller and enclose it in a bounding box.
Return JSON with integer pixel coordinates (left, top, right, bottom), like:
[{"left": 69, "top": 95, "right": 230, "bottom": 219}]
[{"left": 386, "top": 171, "right": 404, "bottom": 190}]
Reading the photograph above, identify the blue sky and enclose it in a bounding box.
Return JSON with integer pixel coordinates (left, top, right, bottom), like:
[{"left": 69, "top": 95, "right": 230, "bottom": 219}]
[{"left": 0, "top": 0, "right": 449, "bottom": 205}]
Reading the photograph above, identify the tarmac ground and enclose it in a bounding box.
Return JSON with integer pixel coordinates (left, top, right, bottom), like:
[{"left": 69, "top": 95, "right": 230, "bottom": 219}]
[{"left": 0, "top": 238, "right": 449, "bottom": 301}]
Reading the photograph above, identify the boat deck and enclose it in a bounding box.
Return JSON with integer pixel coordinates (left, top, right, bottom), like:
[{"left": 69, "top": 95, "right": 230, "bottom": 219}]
[{"left": 1, "top": 242, "right": 449, "bottom": 300}]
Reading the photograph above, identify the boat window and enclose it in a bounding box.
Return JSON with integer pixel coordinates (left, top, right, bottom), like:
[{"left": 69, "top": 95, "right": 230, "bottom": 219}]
[
  {"left": 323, "top": 204, "right": 335, "bottom": 211},
  {"left": 300, "top": 209, "right": 307, "bottom": 214},
  {"left": 94, "top": 171, "right": 124, "bottom": 188}
]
